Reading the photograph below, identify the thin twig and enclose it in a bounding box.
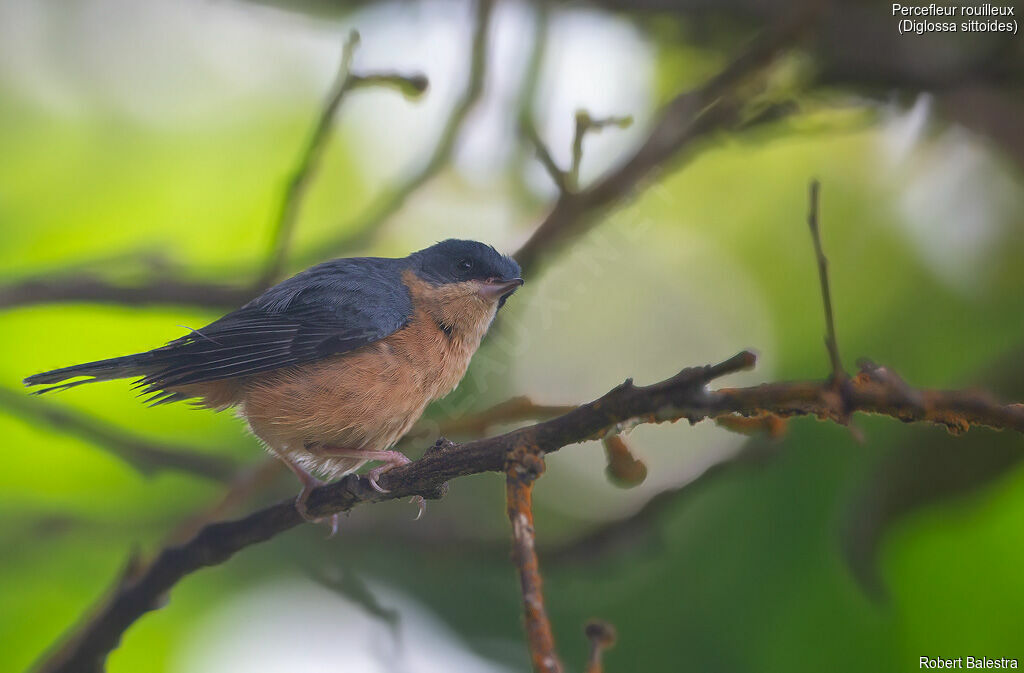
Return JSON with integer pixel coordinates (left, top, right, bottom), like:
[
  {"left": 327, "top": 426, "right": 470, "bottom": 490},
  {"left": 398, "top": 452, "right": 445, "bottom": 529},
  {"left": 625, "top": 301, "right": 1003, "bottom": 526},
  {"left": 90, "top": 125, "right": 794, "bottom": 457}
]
[
  {"left": 512, "top": 1, "right": 553, "bottom": 203},
  {"left": 0, "top": 387, "right": 237, "bottom": 481},
  {"left": 568, "top": 111, "right": 633, "bottom": 192},
  {"left": 523, "top": 122, "right": 571, "bottom": 194},
  {"left": 506, "top": 446, "right": 563, "bottom": 673},
  {"left": 297, "top": 0, "right": 495, "bottom": 265},
  {"left": 807, "top": 179, "right": 846, "bottom": 383},
  {"left": 257, "top": 32, "right": 428, "bottom": 287},
  {"left": 584, "top": 620, "right": 617, "bottom": 673}
]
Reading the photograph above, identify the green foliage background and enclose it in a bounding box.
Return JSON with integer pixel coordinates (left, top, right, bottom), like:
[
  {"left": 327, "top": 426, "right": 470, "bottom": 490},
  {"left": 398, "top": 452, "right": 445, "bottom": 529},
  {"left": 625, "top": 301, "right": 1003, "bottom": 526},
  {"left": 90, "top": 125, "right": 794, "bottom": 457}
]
[{"left": 1, "top": 3, "right": 1023, "bottom": 671}]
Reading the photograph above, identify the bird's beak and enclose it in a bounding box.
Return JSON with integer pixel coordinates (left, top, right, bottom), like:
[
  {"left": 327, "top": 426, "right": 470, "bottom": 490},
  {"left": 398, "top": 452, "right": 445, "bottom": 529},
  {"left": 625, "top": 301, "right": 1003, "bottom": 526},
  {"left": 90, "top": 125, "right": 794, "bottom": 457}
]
[{"left": 477, "top": 277, "right": 524, "bottom": 301}]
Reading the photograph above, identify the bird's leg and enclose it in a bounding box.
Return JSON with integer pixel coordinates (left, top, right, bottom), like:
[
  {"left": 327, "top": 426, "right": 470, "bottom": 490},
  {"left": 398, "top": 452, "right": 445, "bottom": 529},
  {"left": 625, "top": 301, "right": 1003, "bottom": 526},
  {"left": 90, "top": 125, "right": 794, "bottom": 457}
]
[
  {"left": 316, "top": 446, "right": 424, "bottom": 519},
  {"left": 273, "top": 450, "right": 339, "bottom": 536}
]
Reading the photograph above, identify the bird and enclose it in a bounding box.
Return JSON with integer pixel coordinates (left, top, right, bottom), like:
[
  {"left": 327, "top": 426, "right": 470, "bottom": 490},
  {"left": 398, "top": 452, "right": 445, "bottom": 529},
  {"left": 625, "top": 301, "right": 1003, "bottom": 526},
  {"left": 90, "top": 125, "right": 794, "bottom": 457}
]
[{"left": 24, "top": 239, "right": 524, "bottom": 531}]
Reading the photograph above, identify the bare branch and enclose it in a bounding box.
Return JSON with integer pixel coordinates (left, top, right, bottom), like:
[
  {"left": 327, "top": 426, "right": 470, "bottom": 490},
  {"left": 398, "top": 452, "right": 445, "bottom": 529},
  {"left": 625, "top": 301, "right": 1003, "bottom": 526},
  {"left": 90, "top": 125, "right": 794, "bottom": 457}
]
[
  {"left": 36, "top": 340, "right": 1024, "bottom": 672},
  {"left": 297, "top": 0, "right": 495, "bottom": 265},
  {"left": 524, "top": 109, "right": 633, "bottom": 196},
  {"left": 568, "top": 110, "right": 633, "bottom": 192},
  {"left": 807, "top": 179, "right": 846, "bottom": 383},
  {"left": 0, "top": 387, "right": 237, "bottom": 482},
  {"left": 523, "top": 122, "right": 571, "bottom": 194},
  {"left": 0, "top": 273, "right": 254, "bottom": 313},
  {"left": 258, "top": 31, "right": 428, "bottom": 286},
  {"left": 506, "top": 446, "right": 563, "bottom": 673}
]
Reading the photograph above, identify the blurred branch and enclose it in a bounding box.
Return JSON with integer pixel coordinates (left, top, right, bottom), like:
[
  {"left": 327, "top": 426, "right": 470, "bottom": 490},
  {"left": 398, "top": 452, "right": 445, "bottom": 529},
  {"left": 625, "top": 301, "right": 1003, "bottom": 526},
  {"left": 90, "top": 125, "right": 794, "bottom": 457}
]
[
  {"left": 506, "top": 446, "right": 563, "bottom": 673},
  {"left": 525, "top": 110, "right": 634, "bottom": 195},
  {"left": 807, "top": 179, "right": 845, "bottom": 384},
  {"left": 584, "top": 620, "right": 617, "bottom": 673},
  {"left": 258, "top": 30, "right": 428, "bottom": 287},
  {"left": 297, "top": 0, "right": 495, "bottom": 264},
  {"left": 0, "top": 273, "right": 254, "bottom": 313},
  {"left": 416, "top": 395, "right": 577, "bottom": 438},
  {"left": 569, "top": 111, "right": 634, "bottom": 191},
  {"left": 0, "top": 387, "right": 237, "bottom": 482},
  {"left": 515, "top": 10, "right": 814, "bottom": 276}
]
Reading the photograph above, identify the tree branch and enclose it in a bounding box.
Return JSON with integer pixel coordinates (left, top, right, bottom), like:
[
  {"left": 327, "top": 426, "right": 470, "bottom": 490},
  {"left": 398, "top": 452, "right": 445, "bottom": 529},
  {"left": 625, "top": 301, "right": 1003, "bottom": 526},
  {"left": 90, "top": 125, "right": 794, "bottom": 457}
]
[
  {"left": 35, "top": 343, "right": 1024, "bottom": 673},
  {"left": 506, "top": 446, "right": 563, "bottom": 673},
  {"left": 0, "top": 273, "right": 254, "bottom": 313},
  {"left": 0, "top": 387, "right": 237, "bottom": 482},
  {"left": 296, "top": 0, "right": 495, "bottom": 265},
  {"left": 807, "top": 179, "right": 846, "bottom": 383},
  {"left": 514, "top": 11, "right": 813, "bottom": 276},
  {"left": 258, "top": 31, "right": 428, "bottom": 286}
]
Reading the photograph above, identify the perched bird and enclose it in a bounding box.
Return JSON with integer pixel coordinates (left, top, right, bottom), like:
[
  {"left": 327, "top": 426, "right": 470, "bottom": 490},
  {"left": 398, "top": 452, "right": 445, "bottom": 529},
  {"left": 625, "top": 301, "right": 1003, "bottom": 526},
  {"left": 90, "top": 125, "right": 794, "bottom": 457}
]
[{"left": 25, "top": 239, "right": 523, "bottom": 529}]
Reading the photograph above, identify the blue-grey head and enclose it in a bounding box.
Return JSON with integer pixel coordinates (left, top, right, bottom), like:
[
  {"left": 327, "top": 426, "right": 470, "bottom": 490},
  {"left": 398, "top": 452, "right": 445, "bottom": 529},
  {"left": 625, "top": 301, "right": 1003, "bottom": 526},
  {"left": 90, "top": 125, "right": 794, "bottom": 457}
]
[{"left": 411, "top": 239, "right": 523, "bottom": 307}]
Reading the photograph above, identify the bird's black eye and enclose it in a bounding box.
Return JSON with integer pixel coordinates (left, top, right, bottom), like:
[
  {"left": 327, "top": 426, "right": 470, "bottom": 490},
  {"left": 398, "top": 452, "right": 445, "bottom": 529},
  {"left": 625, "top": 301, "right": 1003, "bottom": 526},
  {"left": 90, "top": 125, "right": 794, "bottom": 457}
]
[{"left": 457, "top": 258, "right": 473, "bottom": 272}]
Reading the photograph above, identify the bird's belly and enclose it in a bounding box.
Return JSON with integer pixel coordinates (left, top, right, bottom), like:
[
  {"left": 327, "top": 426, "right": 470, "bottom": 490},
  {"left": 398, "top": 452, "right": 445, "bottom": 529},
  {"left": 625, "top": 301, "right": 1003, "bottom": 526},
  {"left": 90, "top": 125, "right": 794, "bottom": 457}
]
[
  {"left": 239, "top": 305, "right": 487, "bottom": 477},
  {"left": 243, "top": 345, "right": 430, "bottom": 448}
]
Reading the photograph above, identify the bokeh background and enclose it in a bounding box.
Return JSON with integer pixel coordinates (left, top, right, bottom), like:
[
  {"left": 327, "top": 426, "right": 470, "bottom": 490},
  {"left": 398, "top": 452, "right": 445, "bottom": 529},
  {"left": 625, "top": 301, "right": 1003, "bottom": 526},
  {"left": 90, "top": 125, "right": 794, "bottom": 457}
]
[{"left": 2, "top": 0, "right": 1023, "bottom": 671}]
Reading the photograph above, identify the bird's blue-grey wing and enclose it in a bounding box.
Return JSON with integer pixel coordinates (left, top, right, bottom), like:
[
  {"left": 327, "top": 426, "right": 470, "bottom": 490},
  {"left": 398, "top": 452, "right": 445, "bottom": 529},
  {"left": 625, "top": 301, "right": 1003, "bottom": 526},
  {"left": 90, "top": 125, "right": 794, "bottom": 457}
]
[{"left": 137, "top": 258, "right": 412, "bottom": 393}]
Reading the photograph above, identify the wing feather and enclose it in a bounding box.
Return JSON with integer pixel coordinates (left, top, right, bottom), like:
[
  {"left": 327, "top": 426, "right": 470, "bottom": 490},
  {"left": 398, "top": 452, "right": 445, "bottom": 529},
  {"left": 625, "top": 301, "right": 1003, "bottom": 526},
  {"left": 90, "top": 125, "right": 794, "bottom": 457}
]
[{"left": 137, "top": 258, "right": 412, "bottom": 395}]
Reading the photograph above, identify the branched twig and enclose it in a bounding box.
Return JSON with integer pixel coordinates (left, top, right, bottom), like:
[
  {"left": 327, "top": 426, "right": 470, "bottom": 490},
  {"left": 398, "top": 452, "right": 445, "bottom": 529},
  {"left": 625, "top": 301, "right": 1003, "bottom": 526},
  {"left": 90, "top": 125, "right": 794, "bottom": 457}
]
[
  {"left": 0, "top": 6, "right": 800, "bottom": 314},
  {"left": 0, "top": 34, "right": 429, "bottom": 314},
  {"left": 0, "top": 387, "right": 237, "bottom": 482},
  {"left": 297, "top": 0, "right": 495, "bottom": 265},
  {"left": 506, "top": 446, "right": 563, "bottom": 673},
  {"left": 515, "top": 12, "right": 814, "bottom": 276},
  {"left": 259, "top": 31, "right": 428, "bottom": 286},
  {"left": 525, "top": 110, "right": 633, "bottom": 195},
  {"left": 807, "top": 179, "right": 846, "bottom": 383},
  {"left": 35, "top": 343, "right": 1024, "bottom": 673},
  {"left": 568, "top": 111, "right": 634, "bottom": 192}
]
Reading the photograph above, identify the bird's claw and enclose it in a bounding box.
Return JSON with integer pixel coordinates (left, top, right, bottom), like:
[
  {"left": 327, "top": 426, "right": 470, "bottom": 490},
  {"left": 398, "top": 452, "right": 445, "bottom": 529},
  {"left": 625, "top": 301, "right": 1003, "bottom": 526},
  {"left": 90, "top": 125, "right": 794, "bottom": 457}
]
[
  {"left": 411, "top": 496, "right": 426, "bottom": 520},
  {"left": 364, "top": 457, "right": 425, "bottom": 520}
]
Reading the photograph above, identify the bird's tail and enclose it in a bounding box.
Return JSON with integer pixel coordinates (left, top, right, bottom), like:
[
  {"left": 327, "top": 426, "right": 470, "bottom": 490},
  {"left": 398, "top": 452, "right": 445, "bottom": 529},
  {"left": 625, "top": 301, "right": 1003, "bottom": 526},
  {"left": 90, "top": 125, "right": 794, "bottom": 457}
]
[{"left": 23, "top": 352, "right": 155, "bottom": 394}]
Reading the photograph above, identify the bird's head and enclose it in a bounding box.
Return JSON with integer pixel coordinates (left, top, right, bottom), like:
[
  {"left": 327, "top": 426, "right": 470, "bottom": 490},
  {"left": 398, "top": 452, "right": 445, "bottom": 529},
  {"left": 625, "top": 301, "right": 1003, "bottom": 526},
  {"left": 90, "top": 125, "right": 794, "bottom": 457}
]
[{"left": 411, "top": 239, "right": 523, "bottom": 308}]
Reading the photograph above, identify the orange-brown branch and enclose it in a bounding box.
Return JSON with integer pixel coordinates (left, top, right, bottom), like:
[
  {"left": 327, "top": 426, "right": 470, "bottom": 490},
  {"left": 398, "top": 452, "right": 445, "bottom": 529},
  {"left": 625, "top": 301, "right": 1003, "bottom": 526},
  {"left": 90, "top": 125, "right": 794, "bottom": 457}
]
[{"left": 506, "top": 447, "right": 563, "bottom": 673}]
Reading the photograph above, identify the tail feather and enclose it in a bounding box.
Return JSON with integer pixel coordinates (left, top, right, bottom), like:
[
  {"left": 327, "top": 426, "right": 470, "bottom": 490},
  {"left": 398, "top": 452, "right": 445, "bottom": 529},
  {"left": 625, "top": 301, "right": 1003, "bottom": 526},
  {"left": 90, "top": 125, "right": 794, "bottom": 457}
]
[{"left": 23, "top": 353, "right": 153, "bottom": 394}]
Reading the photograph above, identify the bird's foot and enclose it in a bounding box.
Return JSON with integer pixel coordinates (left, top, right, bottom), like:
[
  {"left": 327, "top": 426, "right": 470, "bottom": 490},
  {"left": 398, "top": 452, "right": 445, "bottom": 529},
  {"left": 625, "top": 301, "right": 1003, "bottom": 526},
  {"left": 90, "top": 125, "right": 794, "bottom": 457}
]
[
  {"left": 363, "top": 452, "right": 425, "bottom": 520},
  {"left": 365, "top": 451, "right": 412, "bottom": 494}
]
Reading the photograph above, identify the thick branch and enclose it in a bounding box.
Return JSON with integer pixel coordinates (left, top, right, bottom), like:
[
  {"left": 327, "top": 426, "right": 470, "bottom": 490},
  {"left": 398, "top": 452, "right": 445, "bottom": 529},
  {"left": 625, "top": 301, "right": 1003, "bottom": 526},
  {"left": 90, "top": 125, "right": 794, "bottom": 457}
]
[{"left": 37, "top": 346, "right": 1024, "bottom": 673}]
